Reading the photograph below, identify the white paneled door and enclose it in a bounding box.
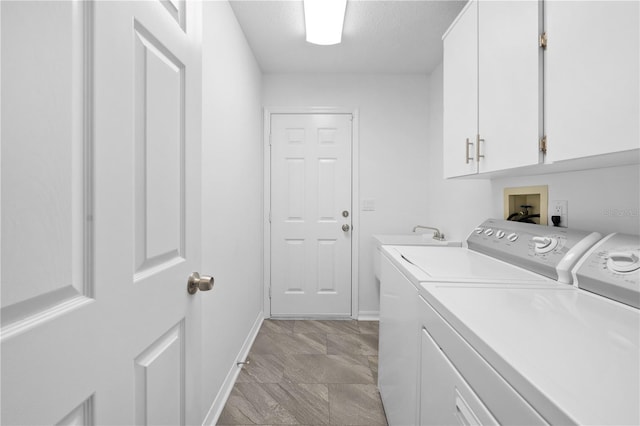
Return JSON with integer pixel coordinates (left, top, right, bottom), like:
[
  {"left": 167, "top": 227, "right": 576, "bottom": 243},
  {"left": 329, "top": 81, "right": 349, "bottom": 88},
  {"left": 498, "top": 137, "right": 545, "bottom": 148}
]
[
  {"left": 1, "top": 1, "right": 203, "bottom": 425},
  {"left": 270, "top": 114, "right": 352, "bottom": 317}
]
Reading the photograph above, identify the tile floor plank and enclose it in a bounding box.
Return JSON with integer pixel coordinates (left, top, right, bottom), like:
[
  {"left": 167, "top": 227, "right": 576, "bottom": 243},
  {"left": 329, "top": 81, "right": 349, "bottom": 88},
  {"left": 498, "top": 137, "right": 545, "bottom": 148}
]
[
  {"left": 293, "top": 320, "right": 360, "bottom": 335},
  {"left": 357, "top": 321, "right": 379, "bottom": 335},
  {"left": 236, "top": 354, "right": 287, "bottom": 384},
  {"left": 283, "top": 354, "right": 373, "bottom": 384},
  {"left": 329, "top": 384, "right": 387, "bottom": 425},
  {"left": 327, "top": 333, "right": 378, "bottom": 356},
  {"left": 217, "top": 320, "right": 387, "bottom": 426},
  {"left": 261, "top": 319, "right": 295, "bottom": 335},
  {"left": 251, "top": 332, "right": 327, "bottom": 355}
]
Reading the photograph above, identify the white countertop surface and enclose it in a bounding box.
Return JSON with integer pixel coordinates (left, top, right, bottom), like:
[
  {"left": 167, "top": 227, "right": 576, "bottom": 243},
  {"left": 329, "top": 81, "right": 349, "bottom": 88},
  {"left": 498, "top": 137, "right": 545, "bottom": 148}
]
[{"left": 420, "top": 284, "right": 640, "bottom": 426}]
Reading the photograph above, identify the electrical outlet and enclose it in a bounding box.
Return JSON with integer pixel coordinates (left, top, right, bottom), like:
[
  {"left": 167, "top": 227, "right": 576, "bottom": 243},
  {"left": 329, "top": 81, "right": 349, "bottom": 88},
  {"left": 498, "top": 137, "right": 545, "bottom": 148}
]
[{"left": 551, "top": 200, "right": 568, "bottom": 227}]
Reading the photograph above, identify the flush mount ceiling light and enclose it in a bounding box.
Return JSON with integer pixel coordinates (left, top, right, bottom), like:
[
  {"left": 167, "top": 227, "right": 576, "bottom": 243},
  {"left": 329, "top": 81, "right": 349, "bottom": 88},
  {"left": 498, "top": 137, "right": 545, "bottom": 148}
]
[{"left": 303, "top": 0, "right": 347, "bottom": 45}]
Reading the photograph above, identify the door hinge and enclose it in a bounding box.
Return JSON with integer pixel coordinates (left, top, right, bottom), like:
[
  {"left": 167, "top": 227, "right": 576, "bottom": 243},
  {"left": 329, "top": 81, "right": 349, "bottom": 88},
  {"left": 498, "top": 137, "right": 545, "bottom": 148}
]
[
  {"left": 269, "top": 133, "right": 272, "bottom": 146},
  {"left": 539, "top": 135, "right": 547, "bottom": 154},
  {"left": 539, "top": 32, "right": 547, "bottom": 49},
  {"left": 268, "top": 286, "right": 271, "bottom": 298},
  {"left": 268, "top": 211, "right": 272, "bottom": 223}
]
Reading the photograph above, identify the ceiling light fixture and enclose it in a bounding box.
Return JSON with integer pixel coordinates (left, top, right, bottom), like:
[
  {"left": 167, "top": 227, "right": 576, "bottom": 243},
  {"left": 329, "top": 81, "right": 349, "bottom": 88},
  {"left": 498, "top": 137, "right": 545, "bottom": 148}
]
[{"left": 303, "top": 0, "right": 347, "bottom": 46}]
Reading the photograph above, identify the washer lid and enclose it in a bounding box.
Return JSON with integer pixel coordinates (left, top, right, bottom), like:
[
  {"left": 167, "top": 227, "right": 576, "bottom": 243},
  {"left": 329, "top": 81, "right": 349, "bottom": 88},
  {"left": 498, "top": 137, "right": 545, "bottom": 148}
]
[
  {"left": 421, "top": 284, "right": 640, "bottom": 426},
  {"left": 389, "top": 245, "right": 552, "bottom": 284}
]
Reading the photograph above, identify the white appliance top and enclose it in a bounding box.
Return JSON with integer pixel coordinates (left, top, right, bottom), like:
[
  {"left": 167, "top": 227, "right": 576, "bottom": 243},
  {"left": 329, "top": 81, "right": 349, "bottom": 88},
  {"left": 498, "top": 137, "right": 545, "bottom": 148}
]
[
  {"left": 383, "top": 245, "right": 555, "bottom": 286},
  {"left": 573, "top": 233, "right": 640, "bottom": 308},
  {"left": 420, "top": 283, "right": 640, "bottom": 426},
  {"left": 467, "top": 219, "right": 602, "bottom": 284},
  {"left": 381, "top": 219, "right": 602, "bottom": 286}
]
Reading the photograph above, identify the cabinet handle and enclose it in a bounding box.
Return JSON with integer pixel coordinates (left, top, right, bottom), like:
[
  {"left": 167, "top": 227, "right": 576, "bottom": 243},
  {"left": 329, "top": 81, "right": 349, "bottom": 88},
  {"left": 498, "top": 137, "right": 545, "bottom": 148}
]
[
  {"left": 476, "top": 135, "right": 485, "bottom": 163},
  {"left": 455, "top": 389, "right": 481, "bottom": 426},
  {"left": 465, "top": 138, "right": 474, "bottom": 164}
]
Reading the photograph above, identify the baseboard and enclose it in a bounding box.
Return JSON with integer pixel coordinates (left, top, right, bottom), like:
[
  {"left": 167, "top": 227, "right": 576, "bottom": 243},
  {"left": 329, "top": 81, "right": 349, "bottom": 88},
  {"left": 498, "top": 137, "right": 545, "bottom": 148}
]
[
  {"left": 202, "top": 311, "right": 264, "bottom": 426},
  {"left": 357, "top": 311, "right": 379, "bottom": 321}
]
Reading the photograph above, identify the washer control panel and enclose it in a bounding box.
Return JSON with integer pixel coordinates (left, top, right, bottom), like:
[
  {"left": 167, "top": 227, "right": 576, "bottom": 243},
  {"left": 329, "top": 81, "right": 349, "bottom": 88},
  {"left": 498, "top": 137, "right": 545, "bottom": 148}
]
[
  {"left": 468, "top": 219, "right": 602, "bottom": 283},
  {"left": 574, "top": 233, "right": 640, "bottom": 309}
]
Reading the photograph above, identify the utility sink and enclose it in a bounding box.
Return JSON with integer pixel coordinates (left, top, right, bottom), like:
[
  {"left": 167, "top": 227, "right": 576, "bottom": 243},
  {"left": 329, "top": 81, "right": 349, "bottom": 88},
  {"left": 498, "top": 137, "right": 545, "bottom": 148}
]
[
  {"left": 372, "top": 234, "right": 460, "bottom": 247},
  {"left": 372, "top": 234, "right": 461, "bottom": 280}
]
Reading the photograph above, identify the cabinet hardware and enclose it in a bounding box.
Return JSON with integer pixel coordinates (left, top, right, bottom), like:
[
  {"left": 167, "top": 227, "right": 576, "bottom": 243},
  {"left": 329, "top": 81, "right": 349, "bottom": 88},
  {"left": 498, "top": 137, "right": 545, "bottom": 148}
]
[
  {"left": 539, "top": 32, "right": 547, "bottom": 49},
  {"left": 539, "top": 135, "right": 547, "bottom": 153},
  {"left": 465, "top": 138, "right": 474, "bottom": 164},
  {"left": 476, "top": 135, "right": 485, "bottom": 162}
]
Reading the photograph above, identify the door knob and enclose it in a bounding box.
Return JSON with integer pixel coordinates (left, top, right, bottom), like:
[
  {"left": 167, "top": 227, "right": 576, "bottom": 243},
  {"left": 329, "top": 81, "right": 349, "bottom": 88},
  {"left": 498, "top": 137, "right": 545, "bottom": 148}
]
[
  {"left": 187, "top": 272, "right": 214, "bottom": 295},
  {"left": 342, "top": 224, "right": 350, "bottom": 232}
]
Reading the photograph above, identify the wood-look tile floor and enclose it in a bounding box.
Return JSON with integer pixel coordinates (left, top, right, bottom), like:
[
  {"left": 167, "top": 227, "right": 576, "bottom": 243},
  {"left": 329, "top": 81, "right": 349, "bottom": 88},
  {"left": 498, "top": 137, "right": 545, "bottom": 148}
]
[{"left": 217, "top": 320, "right": 388, "bottom": 426}]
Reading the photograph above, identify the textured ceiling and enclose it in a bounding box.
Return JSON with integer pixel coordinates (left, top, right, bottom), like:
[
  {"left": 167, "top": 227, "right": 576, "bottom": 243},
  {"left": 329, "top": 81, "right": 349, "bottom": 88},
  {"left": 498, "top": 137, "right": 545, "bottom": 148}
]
[{"left": 229, "top": 0, "right": 467, "bottom": 74}]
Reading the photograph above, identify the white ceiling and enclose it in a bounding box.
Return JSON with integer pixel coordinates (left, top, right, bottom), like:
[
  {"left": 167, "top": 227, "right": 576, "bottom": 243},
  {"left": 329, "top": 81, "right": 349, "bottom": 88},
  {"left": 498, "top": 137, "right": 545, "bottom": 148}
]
[{"left": 229, "top": 0, "right": 467, "bottom": 74}]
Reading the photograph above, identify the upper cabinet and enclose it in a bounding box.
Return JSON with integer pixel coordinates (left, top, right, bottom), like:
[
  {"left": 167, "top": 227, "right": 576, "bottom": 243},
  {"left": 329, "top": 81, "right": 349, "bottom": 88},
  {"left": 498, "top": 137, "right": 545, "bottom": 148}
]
[
  {"left": 443, "top": 0, "right": 640, "bottom": 179},
  {"left": 544, "top": 1, "right": 639, "bottom": 164},
  {"left": 443, "top": 0, "right": 478, "bottom": 178},
  {"left": 443, "top": 0, "right": 542, "bottom": 178}
]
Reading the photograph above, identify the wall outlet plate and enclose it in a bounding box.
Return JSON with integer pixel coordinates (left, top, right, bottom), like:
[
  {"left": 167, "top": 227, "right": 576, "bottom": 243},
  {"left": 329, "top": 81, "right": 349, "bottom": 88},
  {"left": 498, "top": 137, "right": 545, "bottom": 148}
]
[
  {"left": 551, "top": 200, "right": 568, "bottom": 227},
  {"left": 362, "top": 199, "right": 376, "bottom": 211}
]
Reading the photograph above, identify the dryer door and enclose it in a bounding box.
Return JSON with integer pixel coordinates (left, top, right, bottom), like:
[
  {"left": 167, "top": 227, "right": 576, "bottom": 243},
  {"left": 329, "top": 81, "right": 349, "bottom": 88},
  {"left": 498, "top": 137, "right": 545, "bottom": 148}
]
[{"left": 419, "top": 327, "right": 498, "bottom": 426}]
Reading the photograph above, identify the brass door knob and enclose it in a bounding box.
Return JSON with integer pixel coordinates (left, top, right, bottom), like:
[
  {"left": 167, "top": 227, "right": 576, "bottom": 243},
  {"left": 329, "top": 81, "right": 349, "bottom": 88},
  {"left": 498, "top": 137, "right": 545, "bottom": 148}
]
[{"left": 187, "top": 272, "right": 214, "bottom": 295}]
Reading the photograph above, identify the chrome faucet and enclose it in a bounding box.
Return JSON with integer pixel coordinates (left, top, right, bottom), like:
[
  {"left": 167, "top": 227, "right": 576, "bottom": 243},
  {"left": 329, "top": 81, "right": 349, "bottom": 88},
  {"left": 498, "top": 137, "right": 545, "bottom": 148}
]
[{"left": 413, "top": 225, "right": 445, "bottom": 241}]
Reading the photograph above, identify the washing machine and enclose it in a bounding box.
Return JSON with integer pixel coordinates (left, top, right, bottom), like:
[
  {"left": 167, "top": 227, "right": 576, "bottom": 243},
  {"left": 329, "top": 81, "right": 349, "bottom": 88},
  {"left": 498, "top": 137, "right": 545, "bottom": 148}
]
[
  {"left": 378, "top": 219, "right": 602, "bottom": 426},
  {"left": 417, "top": 231, "right": 640, "bottom": 425}
]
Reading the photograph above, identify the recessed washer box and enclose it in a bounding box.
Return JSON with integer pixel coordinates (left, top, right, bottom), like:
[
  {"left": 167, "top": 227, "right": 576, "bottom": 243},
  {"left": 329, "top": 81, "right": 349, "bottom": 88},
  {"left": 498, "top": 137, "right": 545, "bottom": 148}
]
[{"left": 503, "top": 185, "right": 548, "bottom": 225}]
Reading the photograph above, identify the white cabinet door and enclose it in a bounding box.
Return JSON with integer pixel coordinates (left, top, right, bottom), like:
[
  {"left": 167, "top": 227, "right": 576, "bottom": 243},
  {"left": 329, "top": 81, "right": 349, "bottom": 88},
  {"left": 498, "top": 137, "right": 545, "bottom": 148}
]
[
  {"left": 443, "top": 0, "right": 541, "bottom": 178},
  {"left": 1, "top": 1, "right": 203, "bottom": 424},
  {"left": 378, "top": 254, "right": 419, "bottom": 426},
  {"left": 419, "top": 328, "right": 498, "bottom": 426},
  {"left": 270, "top": 113, "right": 352, "bottom": 316},
  {"left": 443, "top": 0, "right": 478, "bottom": 178},
  {"left": 478, "top": 0, "right": 542, "bottom": 173},
  {"left": 545, "top": 1, "right": 640, "bottom": 163}
]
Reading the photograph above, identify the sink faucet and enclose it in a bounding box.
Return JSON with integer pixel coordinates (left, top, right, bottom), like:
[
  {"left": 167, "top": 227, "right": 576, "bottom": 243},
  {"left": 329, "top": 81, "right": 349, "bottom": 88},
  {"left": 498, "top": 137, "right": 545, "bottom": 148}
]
[{"left": 413, "top": 225, "right": 445, "bottom": 241}]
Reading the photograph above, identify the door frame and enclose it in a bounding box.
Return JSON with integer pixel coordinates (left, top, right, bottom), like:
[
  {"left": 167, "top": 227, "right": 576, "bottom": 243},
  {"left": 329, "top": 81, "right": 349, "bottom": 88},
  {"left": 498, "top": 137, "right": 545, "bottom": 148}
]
[{"left": 263, "top": 107, "right": 360, "bottom": 319}]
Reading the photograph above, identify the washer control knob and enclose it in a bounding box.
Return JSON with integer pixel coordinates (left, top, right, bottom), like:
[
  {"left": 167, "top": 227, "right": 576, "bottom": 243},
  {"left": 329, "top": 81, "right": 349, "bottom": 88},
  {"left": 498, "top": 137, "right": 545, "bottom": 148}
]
[
  {"left": 484, "top": 228, "right": 494, "bottom": 236},
  {"left": 532, "top": 236, "right": 558, "bottom": 254},
  {"left": 606, "top": 251, "right": 640, "bottom": 273},
  {"left": 475, "top": 227, "right": 484, "bottom": 234},
  {"left": 507, "top": 233, "right": 518, "bottom": 242},
  {"left": 496, "top": 230, "right": 505, "bottom": 239}
]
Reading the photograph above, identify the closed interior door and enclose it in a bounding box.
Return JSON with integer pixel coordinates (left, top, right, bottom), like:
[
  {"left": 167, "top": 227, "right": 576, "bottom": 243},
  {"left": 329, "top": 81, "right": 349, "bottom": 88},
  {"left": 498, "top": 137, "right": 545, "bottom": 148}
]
[
  {"left": 1, "top": 1, "right": 203, "bottom": 424},
  {"left": 270, "top": 114, "right": 352, "bottom": 317}
]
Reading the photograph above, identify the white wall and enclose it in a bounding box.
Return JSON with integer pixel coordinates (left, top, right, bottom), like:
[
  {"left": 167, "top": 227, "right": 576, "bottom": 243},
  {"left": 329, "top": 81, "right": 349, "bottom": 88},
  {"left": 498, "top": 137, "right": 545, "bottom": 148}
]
[
  {"left": 426, "top": 63, "right": 640, "bottom": 240},
  {"left": 490, "top": 166, "right": 640, "bottom": 236},
  {"left": 201, "top": 1, "right": 263, "bottom": 422},
  {"left": 263, "top": 74, "right": 431, "bottom": 316}
]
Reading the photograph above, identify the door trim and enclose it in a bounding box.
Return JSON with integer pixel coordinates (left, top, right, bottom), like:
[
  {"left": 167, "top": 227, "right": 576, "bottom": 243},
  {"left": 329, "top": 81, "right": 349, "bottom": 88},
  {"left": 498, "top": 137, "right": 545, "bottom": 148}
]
[{"left": 263, "top": 107, "right": 360, "bottom": 319}]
